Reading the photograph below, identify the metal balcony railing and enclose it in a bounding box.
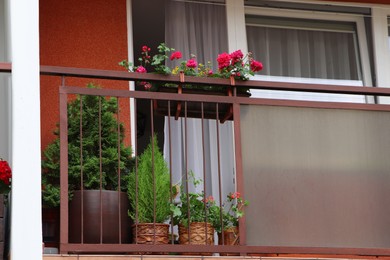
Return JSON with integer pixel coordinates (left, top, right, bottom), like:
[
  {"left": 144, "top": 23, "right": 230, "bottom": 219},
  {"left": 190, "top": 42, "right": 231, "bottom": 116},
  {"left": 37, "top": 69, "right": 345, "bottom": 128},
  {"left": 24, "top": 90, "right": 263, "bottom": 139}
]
[{"left": 4, "top": 63, "right": 390, "bottom": 257}]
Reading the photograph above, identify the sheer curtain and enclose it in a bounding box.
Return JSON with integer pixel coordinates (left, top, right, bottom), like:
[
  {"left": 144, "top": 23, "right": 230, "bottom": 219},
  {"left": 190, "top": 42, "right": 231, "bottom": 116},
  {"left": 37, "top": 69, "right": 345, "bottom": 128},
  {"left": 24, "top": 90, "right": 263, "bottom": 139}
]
[
  {"left": 163, "top": 0, "right": 235, "bottom": 202},
  {"left": 246, "top": 19, "right": 366, "bottom": 102}
]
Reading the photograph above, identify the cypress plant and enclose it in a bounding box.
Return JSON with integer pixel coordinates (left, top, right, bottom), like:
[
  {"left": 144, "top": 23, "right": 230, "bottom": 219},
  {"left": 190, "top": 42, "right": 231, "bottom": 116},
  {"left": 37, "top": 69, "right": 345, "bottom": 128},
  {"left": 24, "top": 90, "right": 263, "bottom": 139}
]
[{"left": 127, "top": 135, "right": 171, "bottom": 223}]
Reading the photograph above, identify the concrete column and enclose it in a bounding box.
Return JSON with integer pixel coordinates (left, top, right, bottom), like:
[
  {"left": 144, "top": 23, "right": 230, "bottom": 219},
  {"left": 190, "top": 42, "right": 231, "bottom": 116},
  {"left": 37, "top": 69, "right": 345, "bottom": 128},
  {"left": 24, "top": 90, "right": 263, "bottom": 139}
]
[{"left": 9, "top": 0, "right": 42, "bottom": 259}]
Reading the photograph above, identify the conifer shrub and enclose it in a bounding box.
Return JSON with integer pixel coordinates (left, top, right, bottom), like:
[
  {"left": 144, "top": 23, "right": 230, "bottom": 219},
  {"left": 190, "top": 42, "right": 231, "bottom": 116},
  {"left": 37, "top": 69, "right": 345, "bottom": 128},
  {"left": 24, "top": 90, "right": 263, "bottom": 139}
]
[
  {"left": 42, "top": 83, "right": 134, "bottom": 208},
  {"left": 127, "top": 135, "right": 171, "bottom": 223}
]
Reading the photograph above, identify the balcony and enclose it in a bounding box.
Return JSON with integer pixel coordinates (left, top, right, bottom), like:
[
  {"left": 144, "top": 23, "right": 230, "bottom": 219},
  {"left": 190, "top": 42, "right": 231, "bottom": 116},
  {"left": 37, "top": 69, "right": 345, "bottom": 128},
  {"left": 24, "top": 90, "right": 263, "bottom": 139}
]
[{"left": 4, "top": 63, "right": 390, "bottom": 258}]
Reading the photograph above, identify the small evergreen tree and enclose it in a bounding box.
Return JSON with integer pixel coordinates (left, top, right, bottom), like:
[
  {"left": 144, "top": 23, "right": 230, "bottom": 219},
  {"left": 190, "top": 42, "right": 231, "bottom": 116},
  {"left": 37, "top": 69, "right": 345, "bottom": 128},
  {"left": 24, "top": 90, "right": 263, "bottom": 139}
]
[
  {"left": 42, "top": 83, "right": 134, "bottom": 208},
  {"left": 127, "top": 135, "right": 171, "bottom": 223}
]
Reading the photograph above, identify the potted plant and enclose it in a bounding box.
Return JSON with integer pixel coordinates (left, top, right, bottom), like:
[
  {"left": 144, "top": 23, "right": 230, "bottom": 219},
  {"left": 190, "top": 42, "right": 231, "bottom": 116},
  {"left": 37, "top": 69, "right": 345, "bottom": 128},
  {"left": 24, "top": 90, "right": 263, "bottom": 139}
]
[
  {"left": 215, "top": 192, "right": 249, "bottom": 256},
  {"left": 0, "top": 158, "right": 11, "bottom": 258},
  {"left": 170, "top": 172, "right": 220, "bottom": 254},
  {"left": 41, "top": 83, "right": 134, "bottom": 244},
  {"left": 127, "top": 135, "right": 171, "bottom": 245},
  {"left": 119, "top": 43, "right": 263, "bottom": 123}
]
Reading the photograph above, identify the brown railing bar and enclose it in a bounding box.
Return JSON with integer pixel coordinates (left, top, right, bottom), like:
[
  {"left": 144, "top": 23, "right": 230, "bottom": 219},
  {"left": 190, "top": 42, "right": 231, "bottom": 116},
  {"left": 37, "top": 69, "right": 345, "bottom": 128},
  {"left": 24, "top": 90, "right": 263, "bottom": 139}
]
[
  {"left": 232, "top": 102, "right": 246, "bottom": 252},
  {"left": 116, "top": 97, "right": 122, "bottom": 244},
  {"left": 134, "top": 98, "right": 139, "bottom": 244},
  {"left": 0, "top": 62, "right": 11, "bottom": 73},
  {"left": 167, "top": 100, "right": 174, "bottom": 244},
  {"left": 99, "top": 96, "right": 103, "bottom": 244},
  {"left": 216, "top": 103, "right": 224, "bottom": 245},
  {"left": 42, "top": 66, "right": 390, "bottom": 96},
  {"left": 200, "top": 102, "right": 208, "bottom": 243},
  {"left": 150, "top": 100, "right": 157, "bottom": 243},
  {"left": 59, "top": 243, "right": 390, "bottom": 256},
  {"left": 59, "top": 86, "right": 390, "bottom": 113},
  {"left": 59, "top": 81, "right": 69, "bottom": 254},
  {"left": 79, "top": 94, "right": 84, "bottom": 244},
  {"left": 184, "top": 101, "right": 191, "bottom": 243}
]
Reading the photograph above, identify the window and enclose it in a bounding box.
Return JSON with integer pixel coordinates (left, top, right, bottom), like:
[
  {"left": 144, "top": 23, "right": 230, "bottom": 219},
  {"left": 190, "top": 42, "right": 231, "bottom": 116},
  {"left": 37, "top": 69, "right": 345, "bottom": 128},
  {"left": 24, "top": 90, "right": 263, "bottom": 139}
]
[{"left": 227, "top": 2, "right": 373, "bottom": 102}]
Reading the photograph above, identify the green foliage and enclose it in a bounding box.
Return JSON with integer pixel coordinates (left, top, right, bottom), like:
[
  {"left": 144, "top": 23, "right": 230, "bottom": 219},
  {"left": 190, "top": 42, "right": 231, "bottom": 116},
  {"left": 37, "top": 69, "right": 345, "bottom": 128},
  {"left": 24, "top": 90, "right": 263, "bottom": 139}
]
[
  {"left": 170, "top": 172, "right": 220, "bottom": 228},
  {"left": 42, "top": 83, "right": 134, "bottom": 208},
  {"left": 151, "top": 43, "right": 174, "bottom": 75},
  {"left": 127, "top": 135, "right": 171, "bottom": 223}
]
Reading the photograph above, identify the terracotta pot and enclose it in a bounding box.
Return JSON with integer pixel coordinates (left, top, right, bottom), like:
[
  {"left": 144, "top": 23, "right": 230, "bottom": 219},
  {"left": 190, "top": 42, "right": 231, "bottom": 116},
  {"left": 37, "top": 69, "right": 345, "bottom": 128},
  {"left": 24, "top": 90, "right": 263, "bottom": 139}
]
[
  {"left": 69, "top": 190, "right": 130, "bottom": 243},
  {"left": 178, "top": 222, "right": 214, "bottom": 256},
  {"left": 218, "top": 226, "right": 240, "bottom": 256}
]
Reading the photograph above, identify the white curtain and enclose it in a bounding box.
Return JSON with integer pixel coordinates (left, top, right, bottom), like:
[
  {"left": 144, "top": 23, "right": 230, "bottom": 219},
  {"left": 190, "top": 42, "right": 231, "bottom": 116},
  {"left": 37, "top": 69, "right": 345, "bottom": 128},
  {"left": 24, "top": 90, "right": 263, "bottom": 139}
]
[
  {"left": 163, "top": 0, "right": 235, "bottom": 202},
  {"left": 246, "top": 24, "right": 366, "bottom": 102}
]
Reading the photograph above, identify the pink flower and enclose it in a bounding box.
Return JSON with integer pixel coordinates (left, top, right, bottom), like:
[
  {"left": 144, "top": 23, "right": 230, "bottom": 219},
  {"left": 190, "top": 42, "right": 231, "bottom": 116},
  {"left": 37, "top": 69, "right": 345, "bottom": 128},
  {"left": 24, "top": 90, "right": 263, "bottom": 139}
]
[
  {"left": 135, "top": 66, "right": 147, "bottom": 73},
  {"left": 170, "top": 51, "right": 182, "bottom": 60},
  {"left": 230, "top": 192, "right": 241, "bottom": 199},
  {"left": 250, "top": 60, "right": 263, "bottom": 72},
  {"left": 230, "top": 50, "right": 244, "bottom": 64},
  {"left": 186, "top": 59, "right": 197, "bottom": 68},
  {"left": 142, "top": 45, "right": 150, "bottom": 52},
  {"left": 207, "top": 69, "right": 213, "bottom": 76},
  {"left": 217, "top": 53, "right": 231, "bottom": 70},
  {"left": 205, "top": 196, "right": 215, "bottom": 203}
]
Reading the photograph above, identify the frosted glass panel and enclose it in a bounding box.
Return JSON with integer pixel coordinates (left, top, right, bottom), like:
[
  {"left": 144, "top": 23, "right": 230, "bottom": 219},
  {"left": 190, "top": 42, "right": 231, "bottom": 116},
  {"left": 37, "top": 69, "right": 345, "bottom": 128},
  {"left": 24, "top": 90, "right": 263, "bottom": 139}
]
[{"left": 241, "top": 105, "right": 390, "bottom": 248}]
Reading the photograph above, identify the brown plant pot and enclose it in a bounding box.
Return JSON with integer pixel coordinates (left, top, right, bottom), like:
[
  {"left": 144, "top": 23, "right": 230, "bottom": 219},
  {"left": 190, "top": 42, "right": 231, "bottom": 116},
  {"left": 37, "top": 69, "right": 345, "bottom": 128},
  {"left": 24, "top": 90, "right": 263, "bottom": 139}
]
[
  {"left": 218, "top": 226, "right": 240, "bottom": 256},
  {"left": 178, "top": 222, "right": 214, "bottom": 256},
  {"left": 42, "top": 207, "right": 60, "bottom": 249},
  {"left": 69, "top": 190, "right": 130, "bottom": 244}
]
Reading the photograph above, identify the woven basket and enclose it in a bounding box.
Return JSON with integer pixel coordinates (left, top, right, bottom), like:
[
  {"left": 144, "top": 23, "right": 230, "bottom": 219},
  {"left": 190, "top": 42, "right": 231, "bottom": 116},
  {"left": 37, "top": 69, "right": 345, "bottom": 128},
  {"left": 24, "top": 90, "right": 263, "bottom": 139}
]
[
  {"left": 218, "top": 226, "right": 239, "bottom": 256},
  {"left": 132, "top": 223, "right": 169, "bottom": 244},
  {"left": 178, "top": 222, "right": 214, "bottom": 256}
]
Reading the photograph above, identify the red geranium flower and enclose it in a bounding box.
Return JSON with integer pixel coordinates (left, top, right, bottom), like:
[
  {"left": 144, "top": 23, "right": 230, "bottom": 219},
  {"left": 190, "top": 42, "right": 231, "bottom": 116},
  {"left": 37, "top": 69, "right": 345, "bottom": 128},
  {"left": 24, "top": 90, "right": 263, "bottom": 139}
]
[
  {"left": 217, "top": 52, "right": 231, "bottom": 70},
  {"left": 250, "top": 60, "right": 263, "bottom": 72},
  {"left": 186, "top": 59, "right": 197, "bottom": 68},
  {"left": 170, "top": 51, "right": 182, "bottom": 61},
  {"left": 135, "top": 66, "right": 147, "bottom": 73}
]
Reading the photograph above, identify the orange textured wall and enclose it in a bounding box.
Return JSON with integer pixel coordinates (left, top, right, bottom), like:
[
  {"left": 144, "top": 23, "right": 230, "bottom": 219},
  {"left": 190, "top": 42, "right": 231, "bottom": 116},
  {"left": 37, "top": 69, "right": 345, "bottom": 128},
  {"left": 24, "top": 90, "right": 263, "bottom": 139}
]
[{"left": 39, "top": 0, "right": 130, "bottom": 152}]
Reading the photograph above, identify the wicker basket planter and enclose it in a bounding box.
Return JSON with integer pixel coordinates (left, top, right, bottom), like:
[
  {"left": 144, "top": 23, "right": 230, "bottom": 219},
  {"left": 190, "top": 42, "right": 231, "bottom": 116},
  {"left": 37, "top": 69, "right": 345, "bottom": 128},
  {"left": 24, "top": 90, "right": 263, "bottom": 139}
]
[
  {"left": 132, "top": 223, "right": 169, "bottom": 245},
  {"left": 178, "top": 222, "right": 214, "bottom": 256}
]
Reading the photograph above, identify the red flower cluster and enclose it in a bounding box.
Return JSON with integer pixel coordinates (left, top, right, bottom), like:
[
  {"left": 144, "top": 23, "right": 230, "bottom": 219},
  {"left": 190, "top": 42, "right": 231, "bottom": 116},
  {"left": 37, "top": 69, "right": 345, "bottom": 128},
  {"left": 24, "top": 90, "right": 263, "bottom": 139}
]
[
  {"left": 204, "top": 195, "right": 215, "bottom": 203},
  {"left": 217, "top": 53, "right": 231, "bottom": 70},
  {"left": 135, "top": 66, "right": 147, "bottom": 73},
  {"left": 170, "top": 51, "right": 182, "bottom": 61},
  {"left": 0, "top": 160, "right": 11, "bottom": 186},
  {"left": 250, "top": 60, "right": 263, "bottom": 72},
  {"left": 229, "top": 191, "right": 241, "bottom": 199},
  {"left": 186, "top": 59, "right": 197, "bottom": 68}
]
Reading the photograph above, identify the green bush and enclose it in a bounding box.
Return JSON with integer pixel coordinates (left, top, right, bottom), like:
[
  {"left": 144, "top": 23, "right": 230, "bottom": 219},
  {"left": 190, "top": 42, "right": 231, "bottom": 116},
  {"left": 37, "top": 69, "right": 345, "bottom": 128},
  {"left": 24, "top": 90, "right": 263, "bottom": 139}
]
[{"left": 42, "top": 83, "right": 134, "bottom": 208}]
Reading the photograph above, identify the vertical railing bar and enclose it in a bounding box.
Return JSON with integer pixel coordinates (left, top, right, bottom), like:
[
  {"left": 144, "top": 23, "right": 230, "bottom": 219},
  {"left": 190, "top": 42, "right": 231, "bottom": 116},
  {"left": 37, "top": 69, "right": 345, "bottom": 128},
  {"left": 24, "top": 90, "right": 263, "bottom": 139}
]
[
  {"left": 59, "top": 80, "right": 69, "bottom": 254},
  {"left": 201, "top": 102, "right": 208, "bottom": 243},
  {"left": 150, "top": 100, "right": 157, "bottom": 244},
  {"left": 134, "top": 98, "right": 139, "bottom": 244},
  {"left": 184, "top": 101, "right": 191, "bottom": 244},
  {"left": 216, "top": 103, "right": 224, "bottom": 245},
  {"left": 168, "top": 100, "right": 174, "bottom": 244},
  {"left": 99, "top": 96, "right": 103, "bottom": 244},
  {"left": 232, "top": 102, "right": 246, "bottom": 255},
  {"left": 80, "top": 93, "right": 84, "bottom": 244},
  {"left": 117, "top": 97, "right": 122, "bottom": 244}
]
